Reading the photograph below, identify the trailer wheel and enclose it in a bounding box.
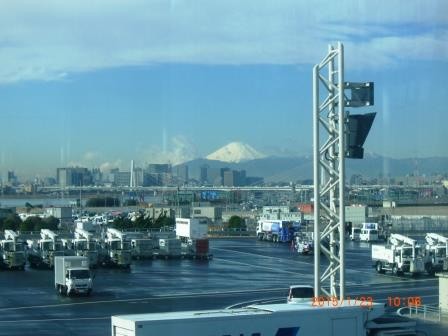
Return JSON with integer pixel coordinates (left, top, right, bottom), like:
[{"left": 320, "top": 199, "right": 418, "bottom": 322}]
[{"left": 376, "top": 262, "right": 384, "bottom": 274}]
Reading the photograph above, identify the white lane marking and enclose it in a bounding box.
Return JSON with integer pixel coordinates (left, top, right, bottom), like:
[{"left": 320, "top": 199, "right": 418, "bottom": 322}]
[
  {"left": 213, "top": 247, "right": 313, "bottom": 267},
  {"left": 0, "top": 288, "right": 296, "bottom": 312},
  {"left": 213, "top": 257, "right": 314, "bottom": 277}
]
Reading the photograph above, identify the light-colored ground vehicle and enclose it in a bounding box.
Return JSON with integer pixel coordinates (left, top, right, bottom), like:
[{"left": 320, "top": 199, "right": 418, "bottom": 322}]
[
  {"left": 102, "top": 228, "right": 132, "bottom": 268},
  {"left": 424, "top": 232, "right": 448, "bottom": 275},
  {"left": 54, "top": 256, "right": 93, "bottom": 296},
  {"left": 350, "top": 227, "right": 361, "bottom": 241},
  {"left": 359, "top": 223, "right": 379, "bottom": 242},
  {"left": 112, "top": 300, "right": 416, "bottom": 336},
  {"left": 131, "top": 238, "right": 153, "bottom": 259},
  {"left": 372, "top": 234, "right": 424, "bottom": 276},
  {"left": 175, "top": 218, "right": 208, "bottom": 240},
  {"left": 73, "top": 228, "right": 100, "bottom": 267},
  {"left": 0, "top": 230, "right": 26, "bottom": 270},
  {"left": 294, "top": 232, "right": 314, "bottom": 255},
  {"left": 27, "top": 229, "right": 66, "bottom": 269},
  {"left": 256, "top": 219, "right": 300, "bottom": 242},
  {"left": 287, "top": 285, "right": 314, "bottom": 303}
]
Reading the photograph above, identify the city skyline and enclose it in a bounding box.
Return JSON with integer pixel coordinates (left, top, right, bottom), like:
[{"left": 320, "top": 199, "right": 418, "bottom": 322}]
[{"left": 1, "top": 1, "right": 447, "bottom": 178}]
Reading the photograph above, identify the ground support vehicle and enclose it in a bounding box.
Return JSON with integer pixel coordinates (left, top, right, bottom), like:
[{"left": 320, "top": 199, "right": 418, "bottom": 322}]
[
  {"left": 102, "top": 228, "right": 132, "bottom": 268},
  {"left": 424, "top": 232, "right": 448, "bottom": 275},
  {"left": 131, "top": 238, "right": 153, "bottom": 259},
  {"left": 155, "top": 238, "right": 182, "bottom": 259},
  {"left": 294, "top": 232, "right": 314, "bottom": 255},
  {"left": 27, "top": 229, "right": 65, "bottom": 269},
  {"left": 183, "top": 238, "right": 212, "bottom": 260},
  {"left": 372, "top": 234, "right": 424, "bottom": 276},
  {"left": 350, "top": 227, "right": 361, "bottom": 241},
  {"left": 54, "top": 256, "right": 93, "bottom": 296},
  {"left": 0, "top": 230, "right": 26, "bottom": 270},
  {"left": 359, "top": 223, "right": 379, "bottom": 242},
  {"left": 256, "top": 220, "right": 300, "bottom": 243},
  {"left": 175, "top": 218, "right": 208, "bottom": 240},
  {"left": 111, "top": 301, "right": 417, "bottom": 336},
  {"left": 73, "top": 228, "right": 100, "bottom": 267}
]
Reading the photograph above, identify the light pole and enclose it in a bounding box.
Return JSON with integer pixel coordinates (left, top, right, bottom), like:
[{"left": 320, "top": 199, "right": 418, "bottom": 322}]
[{"left": 313, "top": 42, "right": 375, "bottom": 298}]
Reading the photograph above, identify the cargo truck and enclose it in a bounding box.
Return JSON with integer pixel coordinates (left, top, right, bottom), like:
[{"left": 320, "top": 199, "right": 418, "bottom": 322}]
[
  {"left": 0, "top": 230, "right": 26, "bottom": 270},
  {"left": 176, "top": 218, "right": 212, "bottom": 259},
  {"left": 111, "top": 301, "right": 416, "bottom": 336},
  {"left": 175, "top": 218, "right": 208, "bottom": 240},
  {"left": 73, "top": 228, "right": 100, "bottom": 267},
  {"left": 424, "top": 232, "right": 448, "bottom": 275},
  {"left": 372, "top": 234, "right": 424, "bottom": 276},
  {"left": 256, "top": 220, "right": 300, "bottom": 243},
  {"left": 103, "top": 228, "right": 132, "bottom": 268},
  {"left": 27, "top": 229, "right": 65, "bottom": 269},
  {"left": 54, "top": 256, "right": 93, "bottom": 296}
]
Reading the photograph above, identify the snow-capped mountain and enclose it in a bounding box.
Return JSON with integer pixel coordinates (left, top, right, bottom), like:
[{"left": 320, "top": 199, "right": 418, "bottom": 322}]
[{"left": 206, "top": 142, "right": 266, "bottom": 163}]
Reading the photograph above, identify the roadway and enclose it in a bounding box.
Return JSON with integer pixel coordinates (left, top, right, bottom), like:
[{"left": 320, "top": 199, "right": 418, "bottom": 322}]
[{"left": 0, "top": 238, "right": 442, "bottom": 335}]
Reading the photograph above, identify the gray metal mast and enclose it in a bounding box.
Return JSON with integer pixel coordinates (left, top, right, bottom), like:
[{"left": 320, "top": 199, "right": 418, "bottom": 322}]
[{"left": 313, "top": 42, "right": 345, "bottom": 298}]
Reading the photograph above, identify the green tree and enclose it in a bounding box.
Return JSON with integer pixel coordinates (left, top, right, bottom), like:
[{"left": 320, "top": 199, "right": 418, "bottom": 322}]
[
  {"left": 2, "top": 214, "right": 22, "bottom": 231},
  {"left": 22, "top": 216, "right": 42, "bottom": 231},
  {"left": 112, "top": 216, "right": 133, "bottom": 230},
  {"left": 154, "top": 215, "right": 175, "bottom": 229},
  {"left": 228, "top": 215, "right": 245, "bottom": 229},
  {"left": 19, "top": 218, "right": 35, "bottom": 232},
  {"left": 41, "top": 216, "right": 59, "bottom": 230}
]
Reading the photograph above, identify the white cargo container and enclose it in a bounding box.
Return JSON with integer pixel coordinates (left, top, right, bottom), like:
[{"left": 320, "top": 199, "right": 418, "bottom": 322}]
[
  {"left": 111, "top": 301, "right": 414, "bottom": 336},
  {"left": 54, "top": 256, "right": 93, "bottom": 296},
  {"left": 158, "top": 238, "right": 182, "bottom": 258},
  {"left": 175, "top": 218, "right": 208, "bottom": 239}
]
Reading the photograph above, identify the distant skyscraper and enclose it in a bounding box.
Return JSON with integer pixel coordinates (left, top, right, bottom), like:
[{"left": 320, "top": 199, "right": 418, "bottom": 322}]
[
  {"left": 57, "top": 167, "right": 92, "bottom": 187},
  {"left": 176, "top": 165, "right": 189, "bottom": 184}
]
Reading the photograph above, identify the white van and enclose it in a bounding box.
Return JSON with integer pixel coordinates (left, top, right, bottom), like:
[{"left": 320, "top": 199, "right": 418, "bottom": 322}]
[
  {"left": 360, "top": 228, "right": 378, "bottom": 242},
  {"left": 350, "top": 228, "right": 361, "bottom": 241},
  {"left": 287, "top": 285, "right": 314, "bottom": 304}
]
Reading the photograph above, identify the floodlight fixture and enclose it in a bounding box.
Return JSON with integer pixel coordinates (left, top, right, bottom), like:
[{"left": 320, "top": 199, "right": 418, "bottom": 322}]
[
  {"left": 345, "top": 82, "right": 374, "bottom": 107},
  {"left": 345, "top": 112, "right": 376, "bottom": 159}
]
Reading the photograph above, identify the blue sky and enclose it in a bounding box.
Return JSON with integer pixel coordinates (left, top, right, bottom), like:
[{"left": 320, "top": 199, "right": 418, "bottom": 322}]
[{"left": 0, "top": 0, "right": 447, "bottom": 178}]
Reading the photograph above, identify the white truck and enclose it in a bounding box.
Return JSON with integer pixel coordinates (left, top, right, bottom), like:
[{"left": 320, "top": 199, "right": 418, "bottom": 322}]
[
  {"left": 103, "top": 228, "right": 132, "bottom": 268},
  {"left": 256, "top": 219, "right": 300, "bottom": 243},
  {"left": 27, "top": 229, "right": 65, "bottom": 268},
  {"left": 111, "top": 301, "right": 416, "bottom": 336},
  {"left": 175, "top": 218, "right": 211, "bottom": 259},
  {"left": 372, "top": 234, "right": 424, "bottom": 276},
  {"left": 424, "top": 232, "right": 448, "bottom": 275},
  {"left": 74, "top": 228, "right": 100, "bottom": 267},
  {"left": 54, "top": 256, "right": 93, "bottom": 296},
  {"left": 175, "top": 218, "right": 208, "bottom": 240},
  {"left": 0, "top": 230, "right": 26, "bottom": 270}
]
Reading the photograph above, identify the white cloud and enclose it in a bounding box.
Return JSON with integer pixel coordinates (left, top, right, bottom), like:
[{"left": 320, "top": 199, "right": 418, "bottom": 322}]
[
  {"left": 139, "top": 135, "right": 197, "bottom": 165},
  {"left": 0, "top": 0, "right": 447, "bottom": 83}
]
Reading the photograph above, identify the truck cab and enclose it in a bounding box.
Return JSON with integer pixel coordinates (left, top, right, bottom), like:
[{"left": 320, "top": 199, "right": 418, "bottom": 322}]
[{"left": 55, "top": 256, "right": 93, "bottom": 296}]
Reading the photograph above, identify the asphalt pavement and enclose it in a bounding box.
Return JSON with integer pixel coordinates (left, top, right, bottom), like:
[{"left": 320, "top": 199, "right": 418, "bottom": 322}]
[{"left": 0, "top": 238, "right": 443, "bottom": 335}]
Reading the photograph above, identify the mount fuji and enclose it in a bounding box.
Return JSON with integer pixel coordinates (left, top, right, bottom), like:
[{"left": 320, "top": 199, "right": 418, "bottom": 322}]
[{"left": 206, "top": 142, "right": 266, "bottom": 163}]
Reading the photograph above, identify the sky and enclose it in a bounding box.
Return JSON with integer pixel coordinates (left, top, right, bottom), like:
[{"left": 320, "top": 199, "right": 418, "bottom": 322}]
[{"left": 0, "top": 0, "right": 447, "bottom": 179}]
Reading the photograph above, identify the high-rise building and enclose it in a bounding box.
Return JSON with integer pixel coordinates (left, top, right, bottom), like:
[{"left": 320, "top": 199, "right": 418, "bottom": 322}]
[
  {"left": 57, "top": 167, "right": 92, "bottom": 187},
  {"left": 175, "top": 165, "right": 189, "bottom": 184}
]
